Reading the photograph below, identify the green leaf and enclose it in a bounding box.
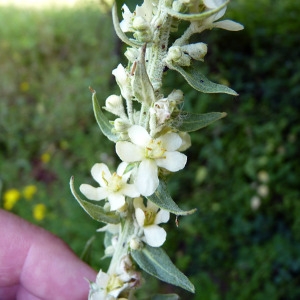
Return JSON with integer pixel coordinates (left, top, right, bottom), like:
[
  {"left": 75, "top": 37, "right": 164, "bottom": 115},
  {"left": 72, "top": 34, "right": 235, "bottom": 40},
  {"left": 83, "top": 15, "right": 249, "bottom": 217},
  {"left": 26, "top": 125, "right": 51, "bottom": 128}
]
[
  {"left": 173, "top": 111, "right": 227, "bottom": 132},
  {"left": 152, "top": 294, "right": 180, "bottom": 300},
  {"left": 164, "top": 0, "right": 229, "bottom": 21},
  {"left": 167, "top": 63, "right": 238, "bottom": 96},
  {"left": 70, "top": 176, "right": 120, "bottom": 224},
  {"left": 131, "top": 244, "right": 195, "bottom": 293},
  {"left": 132, "top": 44, "right": 156, "bottom": 106},
  {"left": 147, "top": 180, "right": 196, "bottom": 216},
  {"left": 91, "top": 89, "right": 119, "bottom": 143},
  {"left": 112, "top": 3, "right": 141, "bottom": 48}
]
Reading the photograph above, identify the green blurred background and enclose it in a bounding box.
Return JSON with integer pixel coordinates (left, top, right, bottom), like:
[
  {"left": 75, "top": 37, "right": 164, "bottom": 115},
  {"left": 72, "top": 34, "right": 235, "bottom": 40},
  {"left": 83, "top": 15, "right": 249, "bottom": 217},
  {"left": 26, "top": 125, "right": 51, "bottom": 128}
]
[{"left": 0, "top": 0, "right": 299, "bottom": 299}]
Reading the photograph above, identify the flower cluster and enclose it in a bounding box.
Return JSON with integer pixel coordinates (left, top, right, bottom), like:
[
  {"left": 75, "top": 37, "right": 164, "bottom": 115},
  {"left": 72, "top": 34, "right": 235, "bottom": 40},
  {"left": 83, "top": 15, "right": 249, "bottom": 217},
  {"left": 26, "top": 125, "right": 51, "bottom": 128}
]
[{"left": 71, "top": 0, "right": 243, "bottom": 298}]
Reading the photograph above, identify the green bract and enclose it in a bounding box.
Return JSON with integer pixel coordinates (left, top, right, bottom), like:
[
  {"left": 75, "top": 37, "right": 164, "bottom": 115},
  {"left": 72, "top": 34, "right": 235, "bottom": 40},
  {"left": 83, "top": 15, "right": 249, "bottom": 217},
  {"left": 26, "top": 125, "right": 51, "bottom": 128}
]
[
  {"left": 91, "top": 90, "right": 119, "bottom": 143},
  {"left": 131, "top": 244, "right": 195, "bottom": 293},
  {"left": 147, "top": 180, "right": 196, "bottom": 216},
  {"left": 167, "top": 63, "right": 238, "bottom": 95},
  {"left": 173, "top": 111, "right": 227, "bottom": 132},
  {"left": 70, "top": 177, "right": 120, "bottom": 224}
]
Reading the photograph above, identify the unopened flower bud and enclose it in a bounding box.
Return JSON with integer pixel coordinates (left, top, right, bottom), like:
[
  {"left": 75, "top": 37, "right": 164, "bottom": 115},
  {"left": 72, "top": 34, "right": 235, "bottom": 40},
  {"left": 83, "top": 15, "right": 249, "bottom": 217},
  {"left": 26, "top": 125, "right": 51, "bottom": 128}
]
[
  {"left": 181, "top": 42, "right": 208, "bottom": 61},
  {"left": 114, "top": 118, "right": 131, "bottom": 133},
  {"left": 125, "top": 47, "right": 139, "bottom": 63},
  {"left": 166, "top": 46, "right": 191, "bottom": 66},
  {"left": 130, "top": 237, "right": 143, "bottom": 250},
  {"left": 167, "top": 89, "right": 184, "bottom": 103},
  {"left": 104, "top": 95, "right": 126, "bottom": 118},
  {"left": 132, "top": 16, "right": 149, "bottom": 31},
  {"left": 133, "top": 29, "right": 153, "bottom": 43}
]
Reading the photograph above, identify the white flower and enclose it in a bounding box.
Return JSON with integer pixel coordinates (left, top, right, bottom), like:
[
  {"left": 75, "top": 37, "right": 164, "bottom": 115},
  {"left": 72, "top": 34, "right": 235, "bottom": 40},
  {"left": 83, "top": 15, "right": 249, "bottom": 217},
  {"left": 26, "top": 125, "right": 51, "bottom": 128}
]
[
  {"left": 257, "top": 184, "right": 269, "bottom": 198},
  {"left": 89, "top": 270, "right": 128, "bottom": 300},
  {"left": 250, "top": 196, "right": 261, "bottom": 211},
  {"left": 80, "top": 162, "right": 139, "bottom": 211},
  {"left": 202, "top": 0, "right": 244, "bottom": 31},
  {"left": 120, "top": 4, "right": 134, "bottom": 32},
  {"left": 120, "top": 0, "right": 153, "bottom": 33},
  {"left": 134, "top": 197, "right": 170, "bottom": 247},
  {"left": 116, "top": 125, "right": 187, "bottom": 196}
]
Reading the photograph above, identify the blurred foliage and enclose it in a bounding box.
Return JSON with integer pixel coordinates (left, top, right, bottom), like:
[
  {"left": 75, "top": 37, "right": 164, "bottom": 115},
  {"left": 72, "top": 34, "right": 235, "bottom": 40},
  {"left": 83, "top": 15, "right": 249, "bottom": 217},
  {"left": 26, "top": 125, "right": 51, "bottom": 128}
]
[{"left": 0, "top": 0, "right": 300, "bottom": 299}]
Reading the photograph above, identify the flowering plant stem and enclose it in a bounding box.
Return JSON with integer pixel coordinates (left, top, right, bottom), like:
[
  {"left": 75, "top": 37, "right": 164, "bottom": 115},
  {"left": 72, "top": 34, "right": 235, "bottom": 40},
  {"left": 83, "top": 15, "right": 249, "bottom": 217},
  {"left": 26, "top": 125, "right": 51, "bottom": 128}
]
[{"left": 71, "top": 0, "right": 243, "bottom": 299}]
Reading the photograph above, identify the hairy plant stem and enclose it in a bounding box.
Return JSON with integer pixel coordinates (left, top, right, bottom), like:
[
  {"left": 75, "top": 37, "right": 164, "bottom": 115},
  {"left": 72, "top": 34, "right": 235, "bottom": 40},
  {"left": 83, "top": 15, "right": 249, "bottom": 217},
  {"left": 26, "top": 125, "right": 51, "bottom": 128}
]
[
  {"left": 107, "top": 199, "right": 135, "bottom": 275},
  {"left": 147, "top": 0, "right": 172, "bottom": 91}
]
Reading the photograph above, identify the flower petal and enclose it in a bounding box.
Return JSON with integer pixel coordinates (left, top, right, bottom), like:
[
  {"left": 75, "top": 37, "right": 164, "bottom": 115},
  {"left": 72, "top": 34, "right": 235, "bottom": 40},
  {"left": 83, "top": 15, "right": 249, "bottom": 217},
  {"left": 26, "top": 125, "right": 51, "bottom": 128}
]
[
  {"left": 121, "top": 184, "right": 140, "bottom": 198},
  {"left": 213, "top": 20, "right": 244, "bottom": 31},
  {"left": 97, "top": 223, "right": 120, "bottom": 234},
  {"left": 128, "top": 125, "right": 151, "bottom": 147},
  {"left": 107, "top": 193, "right": 126, "bottom": 211},
  {"left": 156, "top": 151, "right": 187, "bottom": 172},
  {"left": 95, "top": 270, "right": 110, "bottom": 287},
  {"left": 158, "top": 132, "right": 182, "bottom": 151},
  {"left": 144, "top": 225, "right": 167, "bottom": 247},
  {"left": 155, "top": 209, "right": 170, "bottom": 224},
  {"left": 79, "top": 184, "right": 107, "bottom": 201},
  {"left": 203, "top": 0, "right": 225, "bottom": 9},
  {"left": 91, "top": 163, "right": 111, "bottom": 186},
  {"left": 136, "top": 159, "right": 159, "bottom": 196},
  {"left": 135, "top": 207, "right": 145, "bottom": 227},
  {"left": 116, "top": 141, "right": 144, "bottom": 162},
  {"left": 116, "top": 161, "right": 128, "bottom": 175}
]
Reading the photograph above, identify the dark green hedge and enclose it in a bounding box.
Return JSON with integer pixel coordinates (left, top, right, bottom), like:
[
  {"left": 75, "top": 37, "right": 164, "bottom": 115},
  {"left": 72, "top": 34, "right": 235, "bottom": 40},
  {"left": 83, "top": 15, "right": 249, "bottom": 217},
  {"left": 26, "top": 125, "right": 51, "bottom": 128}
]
[{"left": 162, "top": 1, "right": 300, "bottom": 299}]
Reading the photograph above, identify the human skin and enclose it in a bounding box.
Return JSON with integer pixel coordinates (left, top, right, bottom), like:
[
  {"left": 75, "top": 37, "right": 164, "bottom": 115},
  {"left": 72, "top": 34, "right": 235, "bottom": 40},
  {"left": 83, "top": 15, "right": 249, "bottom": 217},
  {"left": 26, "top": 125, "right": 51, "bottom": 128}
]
[{"left": 0, "top": 209, "right": 97, "bottom": 300}]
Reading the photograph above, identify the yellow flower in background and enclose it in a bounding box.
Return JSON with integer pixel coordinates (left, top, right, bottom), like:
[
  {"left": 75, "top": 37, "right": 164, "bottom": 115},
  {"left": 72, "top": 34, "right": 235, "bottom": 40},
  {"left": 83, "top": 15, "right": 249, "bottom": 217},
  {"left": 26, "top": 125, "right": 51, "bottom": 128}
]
[
  {"left": 3, "top": 189, "right": 21, "bottom": 210},
  {"left": 20, "top": 81, "right": 29, "bottom": 92},
  {"left": 41, "top": 152, "right": 51, "bottom": 164},
  {"left": 33, "top": 204, "right": 46, "bottom": 221},
  {"left": 23, "top": 185, "right": 37, "bottom": 200}
]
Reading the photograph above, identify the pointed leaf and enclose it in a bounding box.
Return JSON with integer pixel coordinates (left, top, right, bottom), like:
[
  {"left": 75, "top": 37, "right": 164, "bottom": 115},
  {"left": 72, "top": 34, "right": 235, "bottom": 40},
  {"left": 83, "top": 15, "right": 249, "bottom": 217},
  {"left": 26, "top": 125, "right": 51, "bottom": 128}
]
[
  {"left": 70, "top": 177, "right": 120, "bottom": 224},
  {"left": 147, "top": 180, "right": 196, "bottom": 216},
  {"left": 173, "top": 111, "right": 227, "bottom": 132},
  {"left": 132, "top": 44, "right": 155, "bottom": 106},
  {"left": 131, "top": 244, "right": 195, "bottom": 293},
  {"left": 164, "top": 0, "right": 229, "bottom": 21},
  {"left": 167, "top": 63, "right": 238, "bottom": 95},
  {"left": 152, "top": 294, "right": 180, "bottom": 300},
  {"left": 91, "top": 89, "right": 119, "bottom": 143}
]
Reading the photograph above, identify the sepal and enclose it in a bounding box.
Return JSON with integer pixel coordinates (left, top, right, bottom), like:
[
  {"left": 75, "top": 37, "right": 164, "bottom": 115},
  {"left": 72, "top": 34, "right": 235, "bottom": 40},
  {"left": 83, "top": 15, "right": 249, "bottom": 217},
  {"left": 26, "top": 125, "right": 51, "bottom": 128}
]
[
  {"left": 70, "top": 176, "right": 120, "bottom": 224},
  {"left": 131, "top": 244, "right": 195, "bottom": 293},
  {"left": 167, "top": 63, "right": 238, "bottom": 95},
  {"left": 147, "top": 180, "right": 196, "bottom": 216},
  {"left": 173, "top": 111, "right": 227, "bottom": 132}
]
